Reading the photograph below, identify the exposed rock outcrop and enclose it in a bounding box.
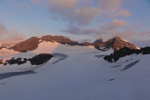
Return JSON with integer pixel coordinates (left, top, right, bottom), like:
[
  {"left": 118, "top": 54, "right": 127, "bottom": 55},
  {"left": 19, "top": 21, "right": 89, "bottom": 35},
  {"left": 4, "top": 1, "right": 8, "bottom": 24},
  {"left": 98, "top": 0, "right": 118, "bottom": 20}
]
[
  {"left": 4, "top": 53, "right": 53, "bottom": 65},
  {"left": 29, "top": 53, "right": 53, "bottom": 65},
  {"left": 104, "top": 47, "right": 150, "bottom": 63},
  {"left": 11, "top": 37, "right": 39, "bottom": 52},
  {"left": 0, "top": 59, "right": 3, "bottom": 64}
]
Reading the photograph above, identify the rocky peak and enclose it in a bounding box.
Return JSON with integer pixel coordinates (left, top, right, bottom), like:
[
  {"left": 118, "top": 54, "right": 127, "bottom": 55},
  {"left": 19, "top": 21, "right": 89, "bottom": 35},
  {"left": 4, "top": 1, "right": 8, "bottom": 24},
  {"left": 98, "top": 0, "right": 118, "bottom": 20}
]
[
  {"left": 113, "top": 37, "right": 139, "bottom": 51},
  {"left": 11, "top": 35, "right": 79, "bottom": 52},
  {"left": 94, "top": 37, "right": 139, "bottom": 51}
]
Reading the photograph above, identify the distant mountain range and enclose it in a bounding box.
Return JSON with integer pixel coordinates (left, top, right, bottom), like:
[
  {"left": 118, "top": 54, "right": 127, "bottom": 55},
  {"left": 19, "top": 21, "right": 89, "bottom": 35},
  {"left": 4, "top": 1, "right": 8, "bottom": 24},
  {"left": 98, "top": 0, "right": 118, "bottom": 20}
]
[{"left": 0, "top": 35, "right": 140, "bottom": 52}]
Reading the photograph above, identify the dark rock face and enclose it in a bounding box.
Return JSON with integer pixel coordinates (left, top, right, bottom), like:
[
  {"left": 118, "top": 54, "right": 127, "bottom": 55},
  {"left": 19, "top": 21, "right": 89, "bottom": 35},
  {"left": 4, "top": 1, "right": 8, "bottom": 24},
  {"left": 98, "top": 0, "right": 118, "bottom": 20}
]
[
  {"left": 7, "top": 58, "right": 27, "bottom": 65},
  {"left": 94, "top": 37, "right": 138, "bottom": 51},
  {"left": 11, "top": 37, "right": 39, "bottom": 52},
  {"left": 29, "top": 53, "right": 53, "bottom": 65},
  {"left": 93, "top": 39, "right": 103, "bottom": 44},
  {"left": 0, "top": 59, "right": 3, "bottom": 64},
  {"left": 141, "top": 47, "right": 150, "bottom": 54},
  {"left": 113, "top": 37, "right": 138, "bottom": 51},
  {"left": 104, "top": 47, "right": 150, "bottom": 63},
  {"left": 5, "top": 53, "right": 53, "bottom": 66}
]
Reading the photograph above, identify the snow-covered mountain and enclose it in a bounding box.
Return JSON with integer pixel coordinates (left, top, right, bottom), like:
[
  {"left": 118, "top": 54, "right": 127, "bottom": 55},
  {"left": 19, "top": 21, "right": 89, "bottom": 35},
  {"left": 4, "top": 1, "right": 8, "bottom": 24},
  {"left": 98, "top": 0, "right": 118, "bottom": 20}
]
[{"left": 0, "top": 35, "right": 150, "bottom": 100}]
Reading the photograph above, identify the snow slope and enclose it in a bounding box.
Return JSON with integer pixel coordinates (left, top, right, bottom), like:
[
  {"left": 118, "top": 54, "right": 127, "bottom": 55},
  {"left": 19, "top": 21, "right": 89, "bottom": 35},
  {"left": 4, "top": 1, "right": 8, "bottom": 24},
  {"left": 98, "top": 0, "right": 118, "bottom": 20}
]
[{"left": 0, "top": 41, "right": 150, "bottom": 100}]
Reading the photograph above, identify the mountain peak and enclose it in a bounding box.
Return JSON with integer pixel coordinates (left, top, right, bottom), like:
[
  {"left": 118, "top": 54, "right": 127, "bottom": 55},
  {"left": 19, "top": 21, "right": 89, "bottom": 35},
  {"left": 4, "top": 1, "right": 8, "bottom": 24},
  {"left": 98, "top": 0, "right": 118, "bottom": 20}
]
[
  {"left": 11, "top": 35, "right": 80, "bottom": 52},
  {"left": 94, "top": 37, "right": 139, "bottom": 51}
]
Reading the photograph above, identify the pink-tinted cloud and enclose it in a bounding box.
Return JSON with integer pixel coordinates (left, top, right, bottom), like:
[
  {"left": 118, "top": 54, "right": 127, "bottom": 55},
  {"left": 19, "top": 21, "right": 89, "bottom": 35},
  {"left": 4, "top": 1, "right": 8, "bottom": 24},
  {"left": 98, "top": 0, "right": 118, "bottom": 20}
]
[
  {"left": 96, "top": 19, "right": 128, "bottom": 36},
  {"left": 95, "top": 19, "right": 150, "bottom": 41},
  {"left": 47, "top": 0, "right": 78, "bottom": 9},
  {"left": 61, "top": 18, "right": 146, "bottom": 41},
  {"left": 62, "top": 19, "right": 128, "bottom": 36},
  {"left": 0, "top": 23, "right": 6, "bottom": 36},
  {"left": 32, "top": 0, "right": 129, "bottom": 26},
  {"left": 102, "top": 19, "right": 128, "bottom": 30},
  {"left": 112, "top": 29, "right": 150, "bottom": 41},
  {"left": 99, "top": 0, "right": 122, "bottom": 12},
  {"left": 72, "top": 7, "right": 101, "bottom": 25},
  {"left": 5, "top": 29, "right": 25, "bottom": 41},
  {"left": 99, "top": 0, "right": 131, "bottom": 18},
  {"left": 113, "top": 29, "right": 136, "bottom": 40},
  {"left": 93, "top": 19, "right": 145, "bottom": 41},
  {"left": 139, "top": 30, "right": 150, "bottom": 36},
  {"left": 45, "top": 0, "right": 101, "bottom": 25},
  {"left": 137, "top": 30, "right": 150, "bottom": 40},
  {"left": 115, "top": 9, "right": 131, "bottom": 17},
  {"left": 0, "top": 21, "right": 25, "bottom": 41},
  {"left": 31, "top": 0, "right": 130, "bottom": 26}
]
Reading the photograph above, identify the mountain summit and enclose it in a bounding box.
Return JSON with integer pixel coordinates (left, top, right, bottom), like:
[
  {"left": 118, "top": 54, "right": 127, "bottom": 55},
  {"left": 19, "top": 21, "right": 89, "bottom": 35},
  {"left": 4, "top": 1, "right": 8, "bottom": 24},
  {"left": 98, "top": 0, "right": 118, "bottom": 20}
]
[
  {"left": 94, "top": 37, "right": 139, "bottom": 51},
  {"left": 11, "top": 35, "right": 79, "bottom": 52}
]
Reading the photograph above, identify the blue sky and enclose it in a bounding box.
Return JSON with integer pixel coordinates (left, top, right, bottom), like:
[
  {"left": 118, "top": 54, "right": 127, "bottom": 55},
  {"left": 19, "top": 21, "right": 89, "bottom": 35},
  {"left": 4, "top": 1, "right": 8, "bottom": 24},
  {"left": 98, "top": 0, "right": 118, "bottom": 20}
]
[{"left": 0, "top": 0, "right": 150, "bottom": 42}]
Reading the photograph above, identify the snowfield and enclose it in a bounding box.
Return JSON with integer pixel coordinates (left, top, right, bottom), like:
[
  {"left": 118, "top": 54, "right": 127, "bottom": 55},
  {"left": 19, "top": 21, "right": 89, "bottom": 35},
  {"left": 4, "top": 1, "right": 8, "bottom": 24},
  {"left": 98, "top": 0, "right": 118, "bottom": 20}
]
[{"left": 0, "top": 42, "right": 150, "bottom": 100}]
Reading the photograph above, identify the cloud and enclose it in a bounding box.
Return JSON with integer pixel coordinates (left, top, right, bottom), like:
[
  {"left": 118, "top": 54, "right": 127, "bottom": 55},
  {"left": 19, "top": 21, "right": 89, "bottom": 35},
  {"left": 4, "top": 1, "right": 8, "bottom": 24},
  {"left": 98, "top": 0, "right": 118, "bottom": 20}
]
[
  {"left": 71, "top": 7, "right": 101, "bottom": 25},
  {"left": 61, "top": 26, "right": 95, "bottom": 35},
  {"left": 0, "top": 23, "right": 6, "bottom": 35},
  {"left": 0, "top": 21, "right": 25, "bottom": 41},
  {"left": 94, "top": 19, "right": 150, "bottom": 41},
  {"left": 113, "top": 29, "right": 136, "bottom": 40},
  {"left": 115, "top": 9, "right": 131, "bottom": 17},
  {"left": 61, "top": 19, "right": 147, "bottom": 41},
  {"left": 99, "top": 0, "right": 122, "bottom": 12},
  {"left": 112, "top": 29, "right": 150, "bottom": 41},
  {"left": 139, "top": 30, "right": 150, "bottom": 36},
  {"left": 102, "top": 19, "right": 128, "bottom": 30},
  {"left": 47, "top": 0, "right": 78, "bottom": 9},
  {"left": 32, "top": 0, "right": 130, "bottom": 26},
  {"left": 138, "top": 30, "right": 150, "bottom": 40},
  {"left": 45, "top": 0, "right": 101, "bottom": 25},
  {"left": 82, "top": 28, "right": 95, "bottom": 34},
  {"left": 99, "top": 0, "right": 131, "bottom": 18},
  {"left": 5, "top": 30, "right": 25, "bottom": 41},
  {"left": 62, "top": 19, "right": 129, "bottom": 39},
  {"left": 61, "top": 27, "right": 82, "bottom": 34},
  {"left": 96, "top": 19, "right": 128, "bottom": 35},
  {"left": 97, "top": 19, "right": 143, "bottom": 41}
]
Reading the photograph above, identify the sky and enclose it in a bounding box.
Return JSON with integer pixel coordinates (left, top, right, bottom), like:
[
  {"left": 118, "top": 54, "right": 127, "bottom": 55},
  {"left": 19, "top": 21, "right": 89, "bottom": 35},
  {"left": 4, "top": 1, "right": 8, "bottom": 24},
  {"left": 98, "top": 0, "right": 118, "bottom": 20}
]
[{"left": 0, "top": 0, "right": 150, "bottom": 42}]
